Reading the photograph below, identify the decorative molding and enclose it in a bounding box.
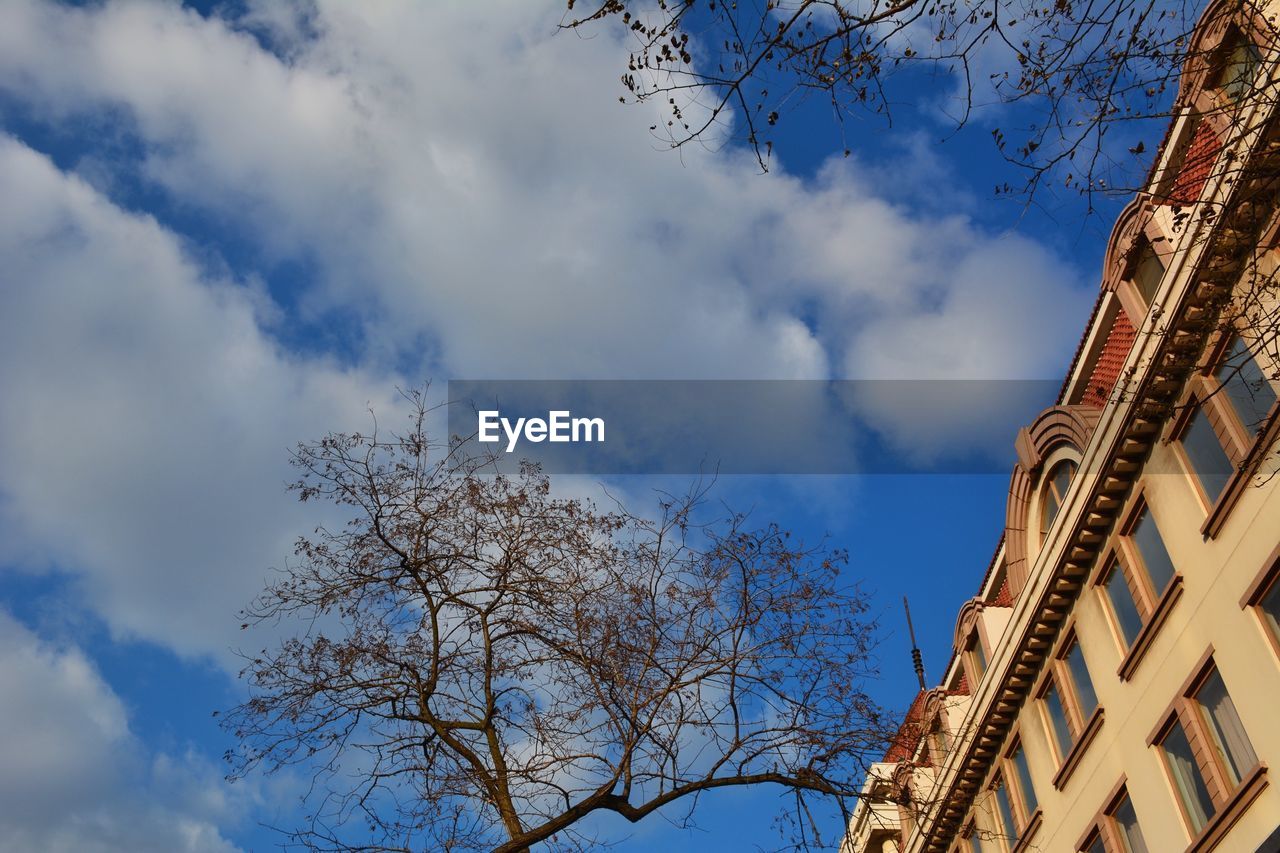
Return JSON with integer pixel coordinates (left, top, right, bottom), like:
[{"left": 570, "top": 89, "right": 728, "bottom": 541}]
[
  {"left": 1006, "top": 407, "right": 1098, "bottom": 595},
  {"left": 953, "top": 598, "right": 986, "bottom": 655}
]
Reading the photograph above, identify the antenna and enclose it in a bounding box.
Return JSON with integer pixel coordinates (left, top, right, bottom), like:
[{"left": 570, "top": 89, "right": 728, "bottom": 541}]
[{"left": 904, "top": 596, "right": 927, "bottom": 692}]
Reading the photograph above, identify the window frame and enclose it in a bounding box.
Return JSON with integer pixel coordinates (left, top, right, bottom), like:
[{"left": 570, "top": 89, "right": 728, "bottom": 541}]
[
  {"left": 928, "top": 712, "right": 952, "bottom": 767},
  {"left": 964, "top": 626, "right": 989, "bottom": 687},
  {"left": 982, "top": 734, "right": 1043, "bottom": 852},
  {"left": 1029, "top": 444, "right": 1084, "bottom": 566},
  {"left": 1039, "top": 457, "right": 1080, "bottom": 542},
  {"left": 1004, "top": 738, "right": 1039, "bottom": 823},
  {"left": 1212, "top": 335, "right": 1279, "bottom": 438},
  {"left": 1038, "top": 673, "right": 1075, "bottom": 761},
  {"left": 1168, "top": 332, "right": 1280, "bottom": 535},
  {"left": 1147, "top": 652, "right": 1268, "bottom": 848},
  {"left": 1035, "top": 624, "right": 1105, "bottom": 788},
  {"left": 1114, "top": 237, "right": 1169, "bottom": 321},
  {"left": 1075, "top": 779, "right": 1150, "bottom": 853},
  {"left": 1091, "top": 490, "right": 1185, "bottom": 680},
  {"left": 988, "top": 772, "right": 1018, "bottom": 851},
  {"left": 1240, "top": 545, "right": 1280, "bottom": 661},
  {"left": 1079, "top": 829, "right": 1108, "bottom": 853},
  {"left": 1208, "top": 27, "right": 1262, "bottom": 107},
  {"left": 1105, "top": 787, "right": 1149, "bottom": 853}
]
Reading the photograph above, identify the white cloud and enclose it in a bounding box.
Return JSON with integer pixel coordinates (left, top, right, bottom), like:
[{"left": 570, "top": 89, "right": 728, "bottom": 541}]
[
  {"left": 0, "top": 0, "right": 1091, "bottom": 651},
  {"left": 0, "top": 608, "right": 242, "bottom": 852},
  {"left": 0, "top": 0, "right": 1088, "bottom": 384},
  {"left": 0, "top": 4, "right": 1101, "bottom": 847},
  {"left": 0, "top": 135, "right": 397, "bottom": 659}
]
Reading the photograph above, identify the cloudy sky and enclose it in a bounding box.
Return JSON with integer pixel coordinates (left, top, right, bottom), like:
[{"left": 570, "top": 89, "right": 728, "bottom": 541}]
[{"left": 0, "top": 1, "right": 1115, "bottom": 849}]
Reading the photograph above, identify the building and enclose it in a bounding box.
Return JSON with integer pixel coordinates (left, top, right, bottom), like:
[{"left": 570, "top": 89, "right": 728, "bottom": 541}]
[{"left": 842, "top": 2, "right": 1280, "bottom": 851}]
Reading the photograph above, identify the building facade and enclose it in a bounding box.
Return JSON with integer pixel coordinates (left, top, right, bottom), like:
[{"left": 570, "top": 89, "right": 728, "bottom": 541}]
[{"left": 843, "top": 3, "right": 1280, "bottom": 852}]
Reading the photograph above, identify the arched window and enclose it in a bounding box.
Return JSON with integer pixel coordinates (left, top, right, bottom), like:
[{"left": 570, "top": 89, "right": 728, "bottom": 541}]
[{"left": 1039, "top": 459, "right": 1078, "bottom": 538}]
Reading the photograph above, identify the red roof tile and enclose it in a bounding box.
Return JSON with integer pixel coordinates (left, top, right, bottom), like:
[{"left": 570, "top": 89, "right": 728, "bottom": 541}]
[
  {"left": 1080, "top": 311, "right": 1137, "bottom": 408},
  {"left": 883, "top": 689, "right": 929, "bottom": 762},
  {"left": 988, "top": 576, "right": 1013, "bottom": 607},
  {"left": 1165, "top": 120, "right": 1221, "bottom": 206}
]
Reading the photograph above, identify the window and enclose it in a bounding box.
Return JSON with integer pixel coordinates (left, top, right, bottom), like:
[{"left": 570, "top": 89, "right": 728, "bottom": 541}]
[
  {"left": 1008, "top": 743, "right": 1038, "bottom": 818},
  {"left": 1159, "top": 717, "right": 1215, "bottom": 833},
  {"left": 1127, "top": 507, "right": 1176, "bottom": 594},
  {"left": 966, "top": 630, "right": 988, "bottom": 683},
  {"left": 1082, "top": 833, "right": 1107, "bottom": 853},
  {"left": 1194, "top": 668, "right": 1257, "bottom": 787},
  {"left": 1251, "top": 563, "right": 1280, "bottom": 649},
  {"left": 1128, "top": 242, "right": 1166, "bottom": 306},
  {"left": 930, "top": 716, "right": 951, "bottom": 763},
  {"left": 1079, "top": 785, "right": 1150, "bottom": 853},
  {"left": 1065, "top": 641, "right": 1099, "bottom": 717},
  {"left": 1215, "top": 336, "right": 1278, "bottom": 437},
  {"left": 992, "top": 775, "right": 1018, "bottom": 845},
  {"left": 1043, "top": 679, "right": 1075, "bottom": 759},
  {"left": 1175, "top": 336, "right": 1278, "bottom": 509},
  {"left": 1098, "top": 501, "right": 1180, "bottom": 662},
  {"left": 987, "top": 741, "right": 1040, "bottom": 849},
  {"left": 1216, "top": 33, "right": 1261, "bottom": 104},
  {"left": 1241, "top": 553, "right": 1280, "bottom": 670},
  {"left": 1040, "top": 459, "right": 1078, "bottom": 539},
  {"left": 1181, "top": 406, "right": 1235, "bottom": 501},
  {"left": 1102, "top": 562, "right": 1144, "bottom": 647},
  {"left": 1108, "top": 790, "right": 1149, "bottom": 853},
  {"left": 1153, "top": 660, "right": 1261, "bottom": 839},
  {"left": 963, "top": 823, "right": 983, "bottom": 853},
  {"left": 1039, "top": 631, "right": 1101, "bottom": 775}
]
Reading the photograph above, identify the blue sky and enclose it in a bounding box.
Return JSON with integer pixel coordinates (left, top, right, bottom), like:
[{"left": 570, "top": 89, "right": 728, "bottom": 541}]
[{"left": 0, "top": 1, "right": 1132, "bottom": 850}]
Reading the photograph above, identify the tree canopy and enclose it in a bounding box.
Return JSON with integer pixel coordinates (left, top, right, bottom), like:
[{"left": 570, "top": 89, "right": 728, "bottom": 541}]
[{"left": 225, "top": 393, "right": 889, "bottom": 851}]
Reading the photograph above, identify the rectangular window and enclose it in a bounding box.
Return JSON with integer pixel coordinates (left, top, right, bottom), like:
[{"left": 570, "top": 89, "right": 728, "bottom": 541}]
[
  {"left": 1258, "top": 571, "right": 1280, "bottom": 644},
  {"left": 1101, "top": 500, "right": 1183, "bottom": 662},
  {"left": 1194, "top": 669, "right": 1257, "bottom": 786},
  {"left": 1009, "top": 743, "right": 1038, "bottom": 817},
  {"left": 1154, "top": 660, "right": 1259, "bottom": 839},
  {"left": 1128, "top": 507, "right": 1176, "bottom": 595},
  {"left": 1131, "top": 243, "right": 1166, "bottom": 306},
  {"left": 931, "top": 719, "right": 950, "bottom": 762},
  {"left": 1181, "top": 406, "right": 1235, "bottom": 501},
  {"left": 1109, "top": 790, "right": 1149, "bottom": 853},
  {"left": 1064, "top": 641, "right": 1098, "bottom": 718},
  {"left": 967, "top": 631, "right": 987, "bottom": 682},
  {"left": 1082, "top": 833, "right": 1106, "bottom": 853},
  {"left": 1104, "top": 562, "right": 1144, "bottom": 647},
  {"left": 1041, "top": 632, "right": 1103, "bottom": 783},
  {"left": 1215, "top": 336, "right": 1277, "bottom": 437},
  {"left": 1043, "top": 680, "right": 1073, "bottom": 758},
  {"left": 1160, "top": 718, "right": 1214, "bottom": 834},
  {"left": 993, "top": 776, "right": 1018, "bottom": 843},
  {"left": 1219, "top": 37, "right": 1261, "bottom": 103}
]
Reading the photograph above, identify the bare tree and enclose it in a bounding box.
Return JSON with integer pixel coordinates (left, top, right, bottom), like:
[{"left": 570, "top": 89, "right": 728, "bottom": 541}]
[
  {"left": 563, "top": 0, "right": 1280, "bottom": 484},
  {"left": 560, "top": 0, "right": 1277, "bottom": 204},
  {"left": 224, "top": 392, "right": 890, "bottom": 852}
]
